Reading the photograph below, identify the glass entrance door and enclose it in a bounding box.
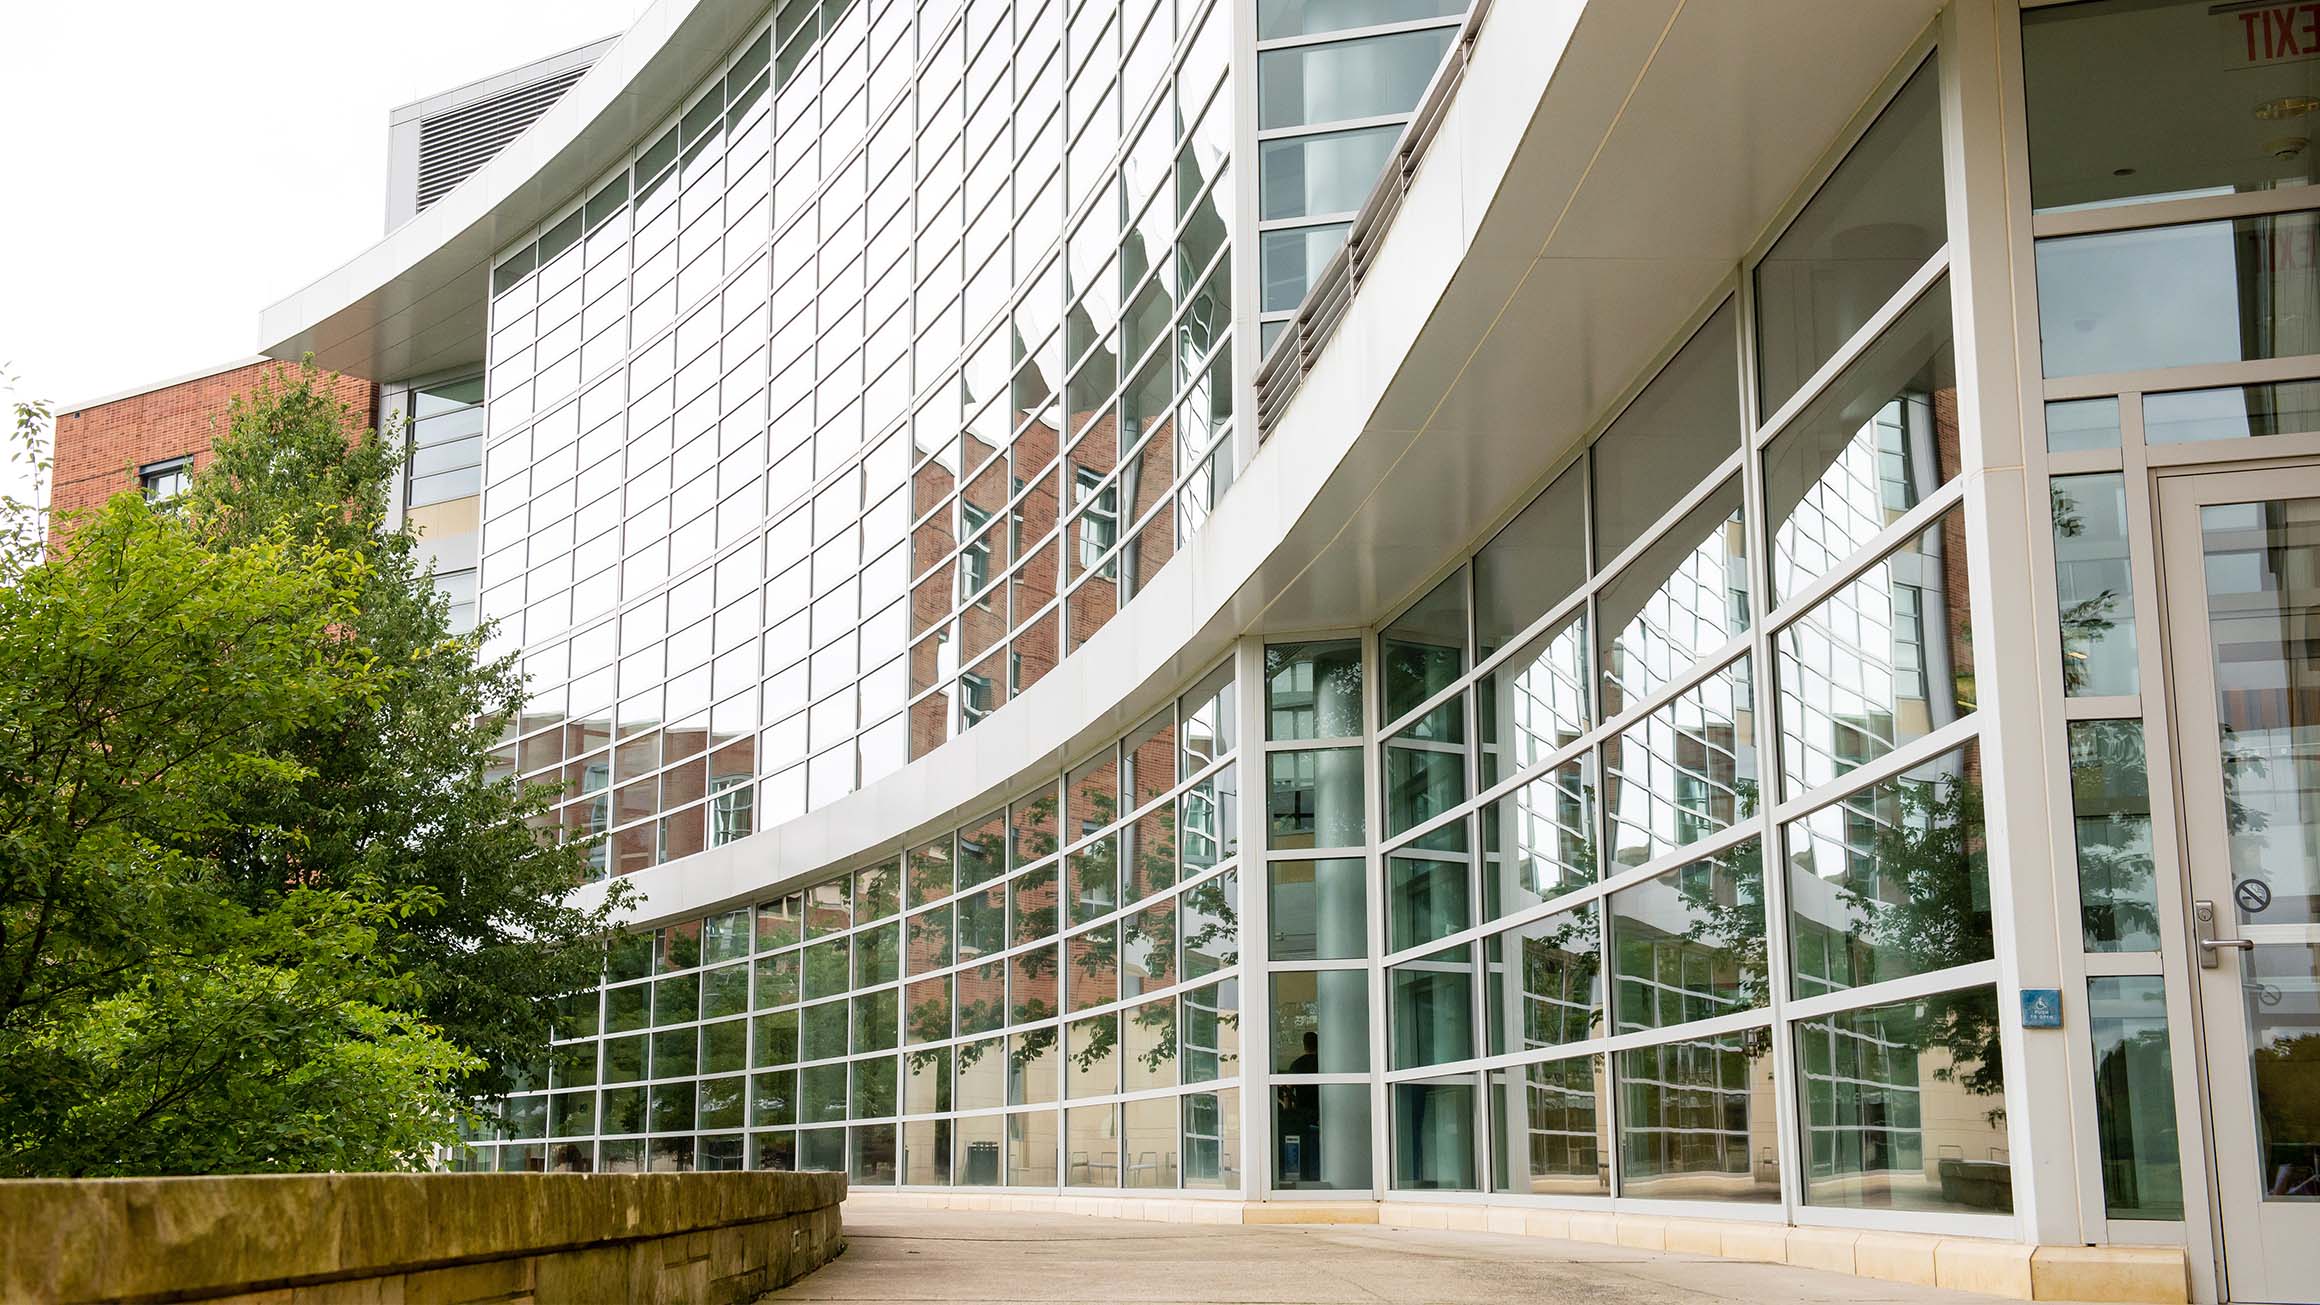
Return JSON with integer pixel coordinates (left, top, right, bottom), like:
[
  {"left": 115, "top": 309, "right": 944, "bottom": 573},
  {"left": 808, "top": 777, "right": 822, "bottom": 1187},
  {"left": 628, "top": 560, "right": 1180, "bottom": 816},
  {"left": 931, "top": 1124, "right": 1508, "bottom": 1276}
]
[{"left": 2161, "top": 469, "right": 2320, "bottom": 1304}]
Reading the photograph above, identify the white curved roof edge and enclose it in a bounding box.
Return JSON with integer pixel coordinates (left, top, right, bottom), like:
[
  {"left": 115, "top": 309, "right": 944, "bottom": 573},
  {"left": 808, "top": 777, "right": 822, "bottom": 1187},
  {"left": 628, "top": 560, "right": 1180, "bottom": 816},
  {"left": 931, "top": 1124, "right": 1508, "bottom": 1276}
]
[{"left": 258, "top": 0, "right": 768, "bottom": 383}]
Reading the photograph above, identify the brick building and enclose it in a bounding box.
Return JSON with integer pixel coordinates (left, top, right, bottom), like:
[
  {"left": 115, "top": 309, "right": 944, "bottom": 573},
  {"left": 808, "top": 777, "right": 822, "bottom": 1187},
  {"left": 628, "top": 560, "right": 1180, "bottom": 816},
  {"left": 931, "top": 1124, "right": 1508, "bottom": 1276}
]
[{"left": 46, "top": 358, "right": 376, "bottom": 534}]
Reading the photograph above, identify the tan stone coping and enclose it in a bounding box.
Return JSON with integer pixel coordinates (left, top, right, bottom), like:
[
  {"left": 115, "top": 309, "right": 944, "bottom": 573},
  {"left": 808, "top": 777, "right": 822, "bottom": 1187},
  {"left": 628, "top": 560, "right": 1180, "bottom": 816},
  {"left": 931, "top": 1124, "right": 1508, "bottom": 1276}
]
[
  {"left": 2, "top": 1171, "right": 845, "bottom": 1304},
  {"left": 846, "top": 1192, "right": 2189, "bottom": 1303}
]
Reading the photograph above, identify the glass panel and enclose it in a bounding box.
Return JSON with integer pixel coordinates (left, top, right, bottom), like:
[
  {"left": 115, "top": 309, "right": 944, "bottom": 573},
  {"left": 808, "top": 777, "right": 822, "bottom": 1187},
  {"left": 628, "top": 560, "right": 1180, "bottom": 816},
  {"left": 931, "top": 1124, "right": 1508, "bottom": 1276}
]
[
  {"left": 956, "top": 1113, "right": 1004, "bottom": 1185},
  {"left": 1389, "top": 943, "right": 1474, "bottom": 1070},
  {"left": 901, "top": 1119, "right": 951, "bottom": 1186},
  {"left": 1260, "top": 124, "right": 1401, "bottom": 220},
  {"left": 2147, "top": 381, "right": 2320, "bottom": 445},
  {"left": 1382, "top": 568, "right": 1467, "bottom": 724},
  {"left": 1066, "top": 1103, "right": 1120, "bottom": 1187},
  {"left": 1755, "top": 59, "right": 1944, "bottom": 415},
  {"left": 2205, "top": 497, "right": 2320, "bottom": 924},
  {"left": 1387, "top": 841, "right": 1470, "bottom": 953},
  {"left": 1609, "top": 838, "right": 1768, "bottom": 1033},
  {"left": 1274, "top": 1082, "right": 1371, "bottom": 1190},
  {"left": 2070, "top": 720, "right": 2162, "bottom": 953},
  {"left": 1786, "top": 742, "right": 1992, "bottom": 1000},
  {"left": 1601, "top": 656, "right": 1757, "bottom": 874},
  {"left": 1392, "top": 1075, "right": 1478, "bottom": 1191},
  {"left": 2036, "top": 212, "right": 2320, "bottom": 377},
  {"left": 1489, "top": 1055, "right": 1609, "bottom": 1195},
  {"left": 1009, "top": 1110, "right": 1060, "bottom": 1187},
  {"left": 1476, "top": 462, "right": 1586, "bottom": 656},
  {"left": 1776, "top": 505, "right": 1975, "bottom": 800},
  {"left": 1597, "top": 479, "right": 1748, "bottom": 718},
  {"left": 1182, "top": 868, "right": 1241, "bottom": 977},
  {"left": 1122, "top": 1094, "right": 1179, "bottom": 1189},
  {"left": 2047, "top": 397, "right": 2122, "bottom": 453},
  {"left": 1260, "top": 223, "right": 1350, "bottom": 313},
  {"left": 1384, "top": 734, "right": 1464, "bottom": 842},
  {"left": 1479, "top": 611, "right": 1589, "bottom": 785},
  {"left": 2024, "top": 0, "right": 2320, "bottom": 212},
  {"left": 1266, "top": 639, "right": 1364, "bottom": 741},
  {"left": 2202, "top": 498, "right": 2320, "bottom": 1204},
  {"left": 1011, "top": 1027, "right": 1061, "bottom": 1106},
  {"left": 1267, "top": 748, "right": 1366, "bottom": 848},
  {"left": 1617, "top": 1032, "right": 1780, "bottom": 1202},
  {"left": 1764, "top": 283, "right": 1957, "bottom": 603},
  {"left": 1183, "top": 978, "right": 1243, "bottom": 1084},
  {"left": 1795, "top": 987, "right": 2010, "bottom": 1214},
  {"left": 1124, "top": 996, "right": 1176, "bottom": 1092},
  {"left": 1270, "top": 969, "right": 1371, "bottom": 1073},
  {"left": 1481, "top": 757, "right": 1595, "bottom": 915},
  {"left": 2088, "top": 976, "right": 2185, "bottom": 1220},
  {"left": 1257, "top": 26, "right": 1459, "bottom": 130},
  {"left": 1268, "top": 857, "right": 1367, "bottom": 961},
  {"left": 1183, "top": 1088, "right": 1243, "bottom": 1189},
  {"left": 1593, "top": 302, "right": 1743, "bottom": 562},
  {"left": 2054, "top": 473, "right": 2139, "bottom": 697},
  {"left": 1257, "top": 0, "right": 1467, "bottom": 40},
  {"left": 1483, "top": 902, "right": 1602, "bottom": 1055}
]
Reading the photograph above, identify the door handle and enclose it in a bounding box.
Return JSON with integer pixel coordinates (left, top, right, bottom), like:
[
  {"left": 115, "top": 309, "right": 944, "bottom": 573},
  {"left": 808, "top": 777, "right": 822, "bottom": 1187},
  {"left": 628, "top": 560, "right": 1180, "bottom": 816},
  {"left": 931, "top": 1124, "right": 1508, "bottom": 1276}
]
[{"left": 2194, "top": 899, "right": 2255, "bottom": 969}]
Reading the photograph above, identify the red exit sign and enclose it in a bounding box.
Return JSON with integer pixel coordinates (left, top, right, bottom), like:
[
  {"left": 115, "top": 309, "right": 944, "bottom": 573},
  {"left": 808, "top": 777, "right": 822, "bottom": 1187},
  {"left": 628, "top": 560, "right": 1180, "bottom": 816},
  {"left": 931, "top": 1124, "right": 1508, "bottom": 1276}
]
[{"left": 2220, "top": 2, "right": 2320, "bottom": 67}]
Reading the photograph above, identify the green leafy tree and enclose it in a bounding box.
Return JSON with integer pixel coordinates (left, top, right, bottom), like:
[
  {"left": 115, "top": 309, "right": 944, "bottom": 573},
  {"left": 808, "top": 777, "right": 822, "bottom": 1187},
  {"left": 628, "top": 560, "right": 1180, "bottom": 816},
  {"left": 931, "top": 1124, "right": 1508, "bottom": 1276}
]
[
  {"left": 0, "top": 473, "right": 477, "bottom": 1174},
  {"left": 175, "top": 365, "right": 630, "bottom": 1097}
]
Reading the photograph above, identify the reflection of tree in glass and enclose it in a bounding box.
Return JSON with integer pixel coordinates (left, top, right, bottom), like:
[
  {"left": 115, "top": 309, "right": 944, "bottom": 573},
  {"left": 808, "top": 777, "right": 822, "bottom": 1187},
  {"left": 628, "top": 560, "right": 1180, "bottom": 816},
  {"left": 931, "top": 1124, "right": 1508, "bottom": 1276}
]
[
  {"left": 2069, "top": 725, "right": 2159, "bottom": 947},
  {"left": 908, "top": 843, "right": 953, "bottom": 906},
  {"left": 1012, "top": 1021, "right": 1058, "bottom": 1079},
  {"left": 1069, "top": 1012, "right": 1119, "bottom": 1076},
  {"left": 1182, "top": 872, "right": 1240, "bottom": 973},
  {"left": 1668, "top": 822, "right": 1770, "bottom": 1012},
  {"left": 1014, "top": 791, "right": 1060, "bottom": 863},
  {"left": 2053, "top": 483, "right": 2121, "bottom": 695},
  {"left": 1517, "top": 907, "right": 1602, "bottom": 1045},
  {"left": 1832, "top": 771, "right": 1990, "bottom": 979},
  {"left": 1130, "top": 997, "right": 1177, "bottom": 1075}
]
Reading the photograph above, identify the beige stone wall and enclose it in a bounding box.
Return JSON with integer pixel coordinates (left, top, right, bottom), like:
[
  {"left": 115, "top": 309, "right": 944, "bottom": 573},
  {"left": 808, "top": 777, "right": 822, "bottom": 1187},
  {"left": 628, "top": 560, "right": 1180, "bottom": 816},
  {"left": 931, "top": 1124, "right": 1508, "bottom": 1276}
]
[{"left": 0, "top": 1171, "right": 845, "bottom": 1304}]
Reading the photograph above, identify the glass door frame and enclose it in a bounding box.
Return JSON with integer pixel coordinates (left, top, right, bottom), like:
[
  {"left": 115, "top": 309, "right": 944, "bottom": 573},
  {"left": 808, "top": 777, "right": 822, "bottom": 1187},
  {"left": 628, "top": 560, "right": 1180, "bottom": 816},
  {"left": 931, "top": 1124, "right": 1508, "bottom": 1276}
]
[{"left": 2157, "top": 463, "right": 2320, "bottom": 1305}]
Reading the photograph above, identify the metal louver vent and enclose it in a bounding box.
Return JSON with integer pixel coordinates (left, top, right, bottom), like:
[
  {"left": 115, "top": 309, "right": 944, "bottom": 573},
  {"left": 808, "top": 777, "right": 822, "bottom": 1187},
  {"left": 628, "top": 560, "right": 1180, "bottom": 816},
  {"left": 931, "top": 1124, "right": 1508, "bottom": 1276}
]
[{"left": 414, "top": 66, "right": 592, "bottom": 213}]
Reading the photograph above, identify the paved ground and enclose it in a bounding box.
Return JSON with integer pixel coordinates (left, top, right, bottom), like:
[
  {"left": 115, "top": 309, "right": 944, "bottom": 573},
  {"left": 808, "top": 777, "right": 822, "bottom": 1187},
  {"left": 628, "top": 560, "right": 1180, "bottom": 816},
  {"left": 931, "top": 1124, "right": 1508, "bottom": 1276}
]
[{"left": 768, "top": 1206, "right": 2010, "bottom": 1304}]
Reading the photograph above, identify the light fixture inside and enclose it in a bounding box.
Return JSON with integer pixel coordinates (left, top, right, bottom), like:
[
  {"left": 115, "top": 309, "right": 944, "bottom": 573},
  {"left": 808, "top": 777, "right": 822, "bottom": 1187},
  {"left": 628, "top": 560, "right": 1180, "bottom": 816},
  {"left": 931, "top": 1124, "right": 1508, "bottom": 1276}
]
[{"left": 2257, "top": 95, "right": 2320, "bottom": 121}]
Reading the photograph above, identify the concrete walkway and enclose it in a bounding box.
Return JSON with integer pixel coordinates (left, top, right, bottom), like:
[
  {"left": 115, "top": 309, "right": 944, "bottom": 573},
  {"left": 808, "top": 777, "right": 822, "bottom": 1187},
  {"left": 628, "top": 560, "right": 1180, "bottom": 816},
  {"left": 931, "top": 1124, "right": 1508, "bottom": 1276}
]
[{"left": 768, "top": 1205, "right": 2016, "bottom": 1304}]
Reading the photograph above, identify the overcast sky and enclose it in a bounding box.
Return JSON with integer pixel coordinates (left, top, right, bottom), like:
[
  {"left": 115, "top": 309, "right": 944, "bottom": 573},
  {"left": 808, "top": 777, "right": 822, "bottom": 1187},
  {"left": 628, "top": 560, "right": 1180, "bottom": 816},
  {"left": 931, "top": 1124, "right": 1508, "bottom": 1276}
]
[{"left": 0, "top": 0, "right": 653, "bottom": 509}]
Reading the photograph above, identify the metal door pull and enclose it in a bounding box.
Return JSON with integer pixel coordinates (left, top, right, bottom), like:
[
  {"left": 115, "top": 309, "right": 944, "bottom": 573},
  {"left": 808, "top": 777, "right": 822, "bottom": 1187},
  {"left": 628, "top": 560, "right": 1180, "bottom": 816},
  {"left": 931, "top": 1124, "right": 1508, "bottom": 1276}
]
[{"left": 2193, "top": 899, "right": 2254, "bottom": 968}]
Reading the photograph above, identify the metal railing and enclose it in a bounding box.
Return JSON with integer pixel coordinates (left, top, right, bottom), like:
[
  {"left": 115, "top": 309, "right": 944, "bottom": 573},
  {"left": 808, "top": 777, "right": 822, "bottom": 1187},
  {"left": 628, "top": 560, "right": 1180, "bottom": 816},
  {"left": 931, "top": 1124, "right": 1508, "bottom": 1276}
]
[{"left": 1251, "top": 0, "right": 1498, "bottom": 440}]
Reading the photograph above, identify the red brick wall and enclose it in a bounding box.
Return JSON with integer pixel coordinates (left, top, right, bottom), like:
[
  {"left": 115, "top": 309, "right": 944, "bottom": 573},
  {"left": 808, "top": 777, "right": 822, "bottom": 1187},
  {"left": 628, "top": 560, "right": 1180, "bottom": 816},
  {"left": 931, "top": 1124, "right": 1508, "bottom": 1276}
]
[{"left": 48, "top": 360, "right": 377, "bottom": 540}]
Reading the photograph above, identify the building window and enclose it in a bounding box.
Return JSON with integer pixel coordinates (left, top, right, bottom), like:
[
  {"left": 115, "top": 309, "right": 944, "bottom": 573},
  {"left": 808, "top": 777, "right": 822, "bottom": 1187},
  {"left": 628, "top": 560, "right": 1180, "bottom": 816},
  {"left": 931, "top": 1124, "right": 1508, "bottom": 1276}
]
[
  {"left": 961, "top": 503, "right": 994, "bottom": 602},
  {"left": 1075, "top": 468, "right": 1118, "bottom": 576},
  {"left": 710, "top": 774, "right": 754, "bottom": 847},
  {"left": 406, "top": 376, "right": 486, "bottom": 508},
  {"left": 139, "top": 457, "right": 192, "bottom": 502},
  {"left": 960, "top": 672, "right": 995, "bottom": 728}
]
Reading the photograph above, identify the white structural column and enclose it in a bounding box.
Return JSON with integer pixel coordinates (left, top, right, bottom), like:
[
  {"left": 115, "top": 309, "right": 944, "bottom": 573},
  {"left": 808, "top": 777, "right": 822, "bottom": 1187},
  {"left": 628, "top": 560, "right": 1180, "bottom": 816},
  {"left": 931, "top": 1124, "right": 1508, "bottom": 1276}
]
[
  {"left": 1236, "top": 636, "right": 1275, "bottom": 1198},
  {"left": 1939, "top": 0, "right": 2087, "bottom": 1248}
]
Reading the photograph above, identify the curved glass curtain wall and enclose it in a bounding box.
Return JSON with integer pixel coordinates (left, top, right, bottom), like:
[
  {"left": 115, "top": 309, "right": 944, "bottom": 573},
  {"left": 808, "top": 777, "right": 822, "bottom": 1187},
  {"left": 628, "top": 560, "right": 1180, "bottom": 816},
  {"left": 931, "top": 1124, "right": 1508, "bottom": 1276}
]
[
  {"left": 456, "top": 658, "right": 1244, "bottom": 1181},
  {"left": 1335, "top": 52, "right": 2012, "bottom": 1214},
  {"left": 476, "top": 0, "right": 1241, "bottom": 879}
]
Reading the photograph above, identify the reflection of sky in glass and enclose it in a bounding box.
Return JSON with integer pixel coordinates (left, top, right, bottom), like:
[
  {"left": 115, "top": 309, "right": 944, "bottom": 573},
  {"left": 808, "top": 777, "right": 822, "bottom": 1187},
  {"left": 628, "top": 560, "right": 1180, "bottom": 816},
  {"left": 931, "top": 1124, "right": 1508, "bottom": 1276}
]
[{"left": 2036, "top": 220, "right": 2246, "bottom": 377}]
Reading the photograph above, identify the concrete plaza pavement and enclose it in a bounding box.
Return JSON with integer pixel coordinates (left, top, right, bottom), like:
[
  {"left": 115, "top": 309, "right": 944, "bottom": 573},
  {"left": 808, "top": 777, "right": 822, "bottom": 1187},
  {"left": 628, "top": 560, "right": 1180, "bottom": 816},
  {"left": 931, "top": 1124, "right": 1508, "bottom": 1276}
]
[{"left": 768, "top": 1205, "right": 2029, "bottom": 1304}]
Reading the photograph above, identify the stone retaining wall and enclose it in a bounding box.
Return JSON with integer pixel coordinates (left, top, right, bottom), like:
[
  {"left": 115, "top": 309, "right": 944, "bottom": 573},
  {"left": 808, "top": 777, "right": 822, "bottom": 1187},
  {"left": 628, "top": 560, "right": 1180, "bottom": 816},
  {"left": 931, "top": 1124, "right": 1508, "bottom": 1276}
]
[{"left": 0, "top": 1171, "right": 845, "bottom": 1304}]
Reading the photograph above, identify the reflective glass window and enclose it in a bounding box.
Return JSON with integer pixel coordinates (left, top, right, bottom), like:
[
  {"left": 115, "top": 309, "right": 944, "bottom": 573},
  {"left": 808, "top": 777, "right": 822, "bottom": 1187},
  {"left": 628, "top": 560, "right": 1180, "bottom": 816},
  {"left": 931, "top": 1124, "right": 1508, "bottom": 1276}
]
[
  {"left": 1795, "top": 987, "right": 2008, "bottom": 1213},
  {"left": 1489, "top": 1055, "right": 1608, "bottom": 1196},
  {"left": 1755, "top": 58, "right": 1944, "bottom": 414},
  {"left": 1609, "top": 839, "right": 1767, "bottom": 1032},
  {"left": 1785, "top": 743, "right": 1991, "bottom": 999}
]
